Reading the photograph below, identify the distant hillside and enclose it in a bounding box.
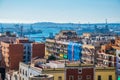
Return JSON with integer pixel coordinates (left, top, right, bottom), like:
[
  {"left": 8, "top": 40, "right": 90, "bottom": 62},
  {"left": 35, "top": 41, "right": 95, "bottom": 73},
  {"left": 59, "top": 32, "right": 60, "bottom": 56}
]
[{"left": 0, "top": 22, "right": 120, "bottom": 28}]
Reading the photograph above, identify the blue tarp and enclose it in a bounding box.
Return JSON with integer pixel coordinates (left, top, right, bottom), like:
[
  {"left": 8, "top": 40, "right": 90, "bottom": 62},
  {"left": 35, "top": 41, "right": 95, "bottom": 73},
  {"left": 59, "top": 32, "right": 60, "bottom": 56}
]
[
  {"left": 67, "top": 42, "right": 82, "bottom": 61},
  {"left": 68, "top": 42, "right": 73, "bottom": 61}
]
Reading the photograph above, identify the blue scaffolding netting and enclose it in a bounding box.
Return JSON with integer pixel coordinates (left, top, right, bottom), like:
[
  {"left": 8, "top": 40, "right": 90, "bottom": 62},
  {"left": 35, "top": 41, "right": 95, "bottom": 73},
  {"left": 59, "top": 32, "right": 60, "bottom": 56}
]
[{"left": 67, "top": 42, "right": 82, "bottom": 61}]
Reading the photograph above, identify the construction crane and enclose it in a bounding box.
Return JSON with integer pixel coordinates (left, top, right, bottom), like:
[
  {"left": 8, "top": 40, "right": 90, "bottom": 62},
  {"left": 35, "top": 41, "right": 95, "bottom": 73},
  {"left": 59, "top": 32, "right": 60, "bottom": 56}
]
[
  {"left": 14, "top": 24, "right": 24, "bottom": 37},
  {"left": 0, "top": 23, "right": 3, "bottom": 33}
]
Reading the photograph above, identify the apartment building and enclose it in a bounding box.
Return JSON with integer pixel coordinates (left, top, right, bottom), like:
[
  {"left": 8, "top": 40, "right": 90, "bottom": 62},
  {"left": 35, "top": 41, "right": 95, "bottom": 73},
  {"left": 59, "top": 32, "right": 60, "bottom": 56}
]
[
  {"left": 45, "top": 39, "right": 68, "bottom": 58},
  {"left": 82, "top": 45, "right": 95, "bottom": 64},
  {"left": 81, "top": 33, "right": 115, "bottom": 46},
  {"left": 55, "top": 30, "right": 78, "bottom": 41},
  {"left": 1, "top": 38, "right": 45, "bottom": 70},
  {"left": 0, "top": 36, "right": 16, "bottom": 65},
  {"left": 96, "top": 44, "right": 116, "bottom": 67},
  {"left": 111, "top": 37, "right": 120, "bottom": 79},
  {"left": 45, "top": 30, "right": 81, "bottom": 59},
  {"left": 1, "top": 41, "right": 23, "bottom": 70}
]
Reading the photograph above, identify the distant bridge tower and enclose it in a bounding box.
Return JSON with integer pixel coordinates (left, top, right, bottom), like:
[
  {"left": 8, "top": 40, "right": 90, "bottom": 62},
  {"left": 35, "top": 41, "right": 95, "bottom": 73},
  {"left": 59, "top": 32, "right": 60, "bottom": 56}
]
[{"left": 105, "top": 18, "right": 108, "bottom": 25}]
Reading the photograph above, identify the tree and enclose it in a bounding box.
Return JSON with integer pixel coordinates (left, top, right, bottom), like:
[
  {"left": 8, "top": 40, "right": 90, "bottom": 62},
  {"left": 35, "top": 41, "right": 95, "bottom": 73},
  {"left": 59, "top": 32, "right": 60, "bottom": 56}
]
[{"left": 47, "top": 54, "right": 57, "bottom": 61}]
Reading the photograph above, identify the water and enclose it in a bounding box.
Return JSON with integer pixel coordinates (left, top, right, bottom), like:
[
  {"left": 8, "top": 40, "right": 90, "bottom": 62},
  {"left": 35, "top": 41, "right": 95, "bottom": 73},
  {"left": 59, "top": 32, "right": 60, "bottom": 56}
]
[
  {"left": 25, "top": 27, "right": 68, "bottom": 42},
  {"left": 25, "top": 27, "right": 94, "bottom": 42},
  {"left": 2, "top": 23, "right": 119, "bottom": 42}
]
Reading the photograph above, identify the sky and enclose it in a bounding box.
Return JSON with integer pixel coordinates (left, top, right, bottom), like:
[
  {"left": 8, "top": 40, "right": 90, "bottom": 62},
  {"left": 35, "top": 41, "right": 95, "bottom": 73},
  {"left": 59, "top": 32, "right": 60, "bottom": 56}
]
[{"left": 0, "top": 0, "right": 120, "bottom": 23}]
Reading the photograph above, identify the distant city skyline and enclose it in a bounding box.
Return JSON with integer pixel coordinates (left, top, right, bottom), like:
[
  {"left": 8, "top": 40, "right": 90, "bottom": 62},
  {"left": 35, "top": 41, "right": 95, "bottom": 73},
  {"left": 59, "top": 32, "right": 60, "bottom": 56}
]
[{"left": 0, "top": 0, "right": 120, "bottom": 23}]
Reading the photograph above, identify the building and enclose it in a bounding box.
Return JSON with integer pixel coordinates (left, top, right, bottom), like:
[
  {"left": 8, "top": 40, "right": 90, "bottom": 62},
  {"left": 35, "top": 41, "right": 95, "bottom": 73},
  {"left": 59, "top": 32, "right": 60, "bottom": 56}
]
[
  {"left": 46, "top": 39, "right": 83, "bottom": 61},
  {"left": 29, "top": 74, "right": 54, "bottom": 80},
  {"left": 45, "top": 30, "right": 83, "bottom": 61},
  {"left": 32, "top": 59, "right": 66, "bottom": 80},
  {"left": 45, "top": 39, "right": 68, "bottom": 58},
  {"left": 45, "top": 30, "right": 80, "bottom": 54},
  {"left": 65, "top": 63, "right": 94, "bottom": 80},
  {"left": 1, "top": 41, "right": 23, "bottom": 70},
  {"left": 42, "top": 68, "right": 64, "bottom": 80},
  {"left": 5, "top": 62, "right": 53, "bottom": 80},
  {"left": 0, "top": 36, "right": 16, "bottom": 65},
  {"left": 55, "top": 30, "right": 78, "bottom": 41},
  {"left": 19, "top": 62, "right": 42, "bottom": 80},
  {"left": 15, "top": 38, "right": 45, "bottom": 62},
  {"left": 46, "top": 38, "right": 96, "bottom": 64},
  {"left": 46, "top": 31, "right": 116, "bottom": 63},
  {"left": 96, "top": 44, "right": 116, "bottom": 67},
  {"left": 64, "top": 63, "right": 116, "bottom": 80},
  {"left": 111, "top": 37, "right": 120, "bottom": 79},
  {"left": 95, "top": 67, "right": 116, "bottom": 80},
  {"left": 116, "top": 49, "right": 120, "bottom": 80},
  {"left": 81, "top": 33, "right": 115, "bottom": 46},
  {"left": 1, "top": 38, "right": 45, "bottom": 70},
  {"left": 0, "top": 67, "right": 5, "bottom": 80},
  {"left": 82, "top": 45, "right": 95, "bottom": 64}
]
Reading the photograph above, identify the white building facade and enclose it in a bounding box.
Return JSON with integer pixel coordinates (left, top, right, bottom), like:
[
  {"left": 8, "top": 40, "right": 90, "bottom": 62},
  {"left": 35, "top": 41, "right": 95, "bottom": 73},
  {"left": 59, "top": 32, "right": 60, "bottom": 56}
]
[{"left": 19, "top": 62, "right": 42, "bottom": 80}]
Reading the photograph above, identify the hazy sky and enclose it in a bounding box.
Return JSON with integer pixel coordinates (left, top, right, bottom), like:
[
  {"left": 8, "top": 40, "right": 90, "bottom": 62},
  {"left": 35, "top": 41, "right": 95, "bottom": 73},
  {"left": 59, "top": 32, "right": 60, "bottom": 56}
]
[{"left": 0, "top": 0, "right": 120, "bottom": 23}]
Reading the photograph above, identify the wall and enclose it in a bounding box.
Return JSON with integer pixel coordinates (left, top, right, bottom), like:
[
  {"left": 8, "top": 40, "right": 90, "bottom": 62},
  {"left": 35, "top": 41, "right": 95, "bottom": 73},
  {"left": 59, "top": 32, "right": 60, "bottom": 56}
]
[
  {"left": 66, "top": 67, "right": 94, "bottom": 80},
  {"left": 32, "top": 43, "right": 45, "bottom": 58},
  {"left": 42, "top": 68, "right": 64, "bottom": 80},
  {"left": 1, "top": 42, "right": 23, "bottom": 70},
  {"left": 9, "top": 44, "right": 23, "bottom": 70},
  {"left": 19, "top": 62, "right": 42, "bottom": 80},
  {"left": 95, "top": 68, "right": 116, "bottom": 80}
]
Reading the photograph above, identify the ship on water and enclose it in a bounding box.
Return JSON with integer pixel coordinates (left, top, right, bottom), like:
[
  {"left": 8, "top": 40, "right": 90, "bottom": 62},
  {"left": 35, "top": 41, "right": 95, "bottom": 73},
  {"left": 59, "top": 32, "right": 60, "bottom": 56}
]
[
  {"left": 24, "top": 25, "right": 42, "bottom": 35},
  {"left": 14, "top": 24, "right": 42, "bottom": 36}
]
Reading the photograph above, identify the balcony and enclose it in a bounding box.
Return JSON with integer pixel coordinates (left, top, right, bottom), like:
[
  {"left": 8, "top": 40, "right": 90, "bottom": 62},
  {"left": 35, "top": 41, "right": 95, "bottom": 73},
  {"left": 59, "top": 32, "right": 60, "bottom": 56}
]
[{"left": 96, "top": 57, "right": 103, "bottom": 61}]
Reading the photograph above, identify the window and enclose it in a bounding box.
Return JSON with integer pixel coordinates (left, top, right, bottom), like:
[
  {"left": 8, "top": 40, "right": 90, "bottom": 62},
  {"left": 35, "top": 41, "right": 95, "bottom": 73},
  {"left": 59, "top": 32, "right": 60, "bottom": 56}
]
[
  {"left": 69, "top": 75, "right": 74, "bottom": 80},
  {"left": 28, "top": 46, "right": 30, "bottom": 50},
  {"left": 24, "top": 51, "right": 26, "bottom": 54},
  {"left": 20, "top": 76, "right": 21, "bottom": 80},
  {"left": 19, "top": 68, "right": 21, "bottom": 73},
  {"left": 86, "top": 75, "right": 91, "bottom": 80},
  {"left": 28, "top": 51, "right": 31, "bottom": 55},
  {"left": 24, "top": 46, "right": 26, "bottom": 49},
  {"left": 119, "top": 61, "right": 120, "bottom": 63},
  {"left": 78, "top": 75, "right": 82, "bottom": 80},
  {"left": 25, "top": 71, "right": 27, "bottom": 77},
  {"left": 14, "top": 75, "right": 17, "bottom": 80},
  {"left": 98, "top": 75, "right": 101, "bottom": 80},
  {"left": 23, "top": 69, "right": 24, "bottom": 75},
  {"left": 109, "top": 75, "right": 112, "bottom": 80},
  {"left": 78, "top": 68, "right": 82, "bottom": 74},
  {"left": 118, "top": 54, "right": 120, "bottom": 57},
  {"left": 58, "top": 76, "right": 62, "bottom": 80}
]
